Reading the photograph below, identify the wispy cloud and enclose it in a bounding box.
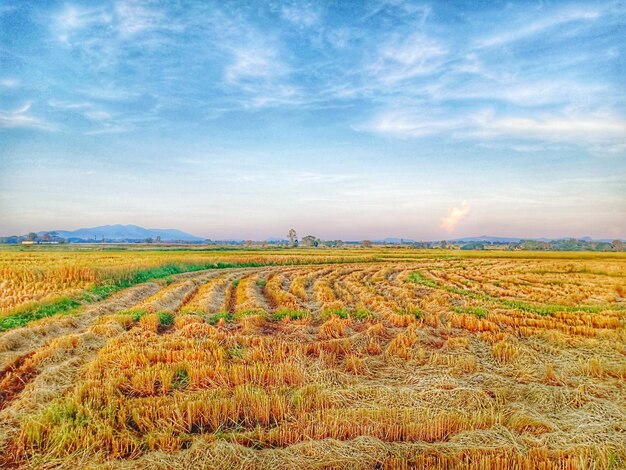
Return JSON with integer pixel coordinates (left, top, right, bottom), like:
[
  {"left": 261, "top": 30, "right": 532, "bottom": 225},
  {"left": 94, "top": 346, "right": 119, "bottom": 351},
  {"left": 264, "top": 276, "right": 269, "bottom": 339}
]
[
  {"left": 0, "top": 78, "right": 19, "bottom": 88},
  {"left": 281, "top": 3, "right": 320, "bottom": 27},
  {"left": 361, "top": 107, "right": 626, "bottom": 153},
  {"left": 368, "top": 33, "right": 447, "bottom": 83},
  {"left": 225, "top": 45, "right": 287, "bottom": 83},
  {"left": 48, "top": 99, "right": 112, "bottom": 121},
  {"left": 358, "top": 108, "right": 461, "bottom": 138},
  {"left": 0, "top": 102, "right": 53, "bottom": 130},
  {"left": 474, "top": 6, "right": 603, "bottom": 49},
  {"left": 54, "top": 4, "right": 112, "bottom": 43},
  {"left": 469, "top": 109, "right": 626, "bottom": 144},
  {"left": 114, "top": 0, "right": 167, "bottom": 37},
  {"left": 441, "top": 202, "right": 471, "bottom": 233}
]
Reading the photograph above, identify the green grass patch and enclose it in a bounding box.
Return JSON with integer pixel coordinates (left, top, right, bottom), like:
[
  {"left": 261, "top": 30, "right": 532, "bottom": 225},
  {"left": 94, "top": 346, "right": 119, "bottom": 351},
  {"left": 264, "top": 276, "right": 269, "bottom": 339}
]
[
  {"left": 0, "top": 297, "right": 81, "bottom": 332},
  {"left": 173, "top": 367, "right": 189, "bottom": 389},
  {"left": 208, "top": 311, "right": 234, "bottom": 324},
  {"left": 158, "top": 311, "right": 175, "bottom": 326},
  {"left": 321, "top": 308, "right": 349, "bottom": 320},
  {"left": 43, "top": 401, "right": 89, "bottom": 427},
  {"left": 352, "top": 308, "right": 374, "bottom": 320},
  {"left": 396, "top": 307, "right": 422, "bottom": 319},
  {"left": 234, "top": 309, "right": 267, "bottom": 320},
  {"left": 407, "top": 271, "right": 439, "bottom": 288},
  {"left": 255, "top": 279, "right": 267, "bottom": 287},
  {"left": 274, "top": 309, "right": 309, "bottom": 321},
  {"left": 116, "top": 309, "right": 148, "bottom": 322},
  {"left": 227, "top": 345, "right": 244, "bottom": 359},
  {"left": 452, "top": 306, "right": 488, "bottom": 318}
]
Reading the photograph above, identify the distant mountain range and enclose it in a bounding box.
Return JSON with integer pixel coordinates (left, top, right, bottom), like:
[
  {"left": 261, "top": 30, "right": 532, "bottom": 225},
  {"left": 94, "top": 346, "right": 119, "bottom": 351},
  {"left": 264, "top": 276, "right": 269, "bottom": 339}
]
[
  {"left": 449, "top": 235, "right": 619, "bottom": 243},
  {"left": 4, "top": 225, "right": 621, "bottom": 244},
  {"left": 373, "top": 238, "right": 417, "bottom": 244},
  {"left": 37, "top": 224, "right": 205, "bottom": 242}
]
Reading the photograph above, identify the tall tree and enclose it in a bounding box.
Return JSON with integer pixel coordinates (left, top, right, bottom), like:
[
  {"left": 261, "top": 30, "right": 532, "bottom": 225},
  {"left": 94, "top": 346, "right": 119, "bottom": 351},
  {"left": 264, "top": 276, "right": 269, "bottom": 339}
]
[
  {"left": 301, "top": 235, "right": 318, "bottom": 247},
  {"left": 287, "top": 229, "right": 298, "bottom": 247}
]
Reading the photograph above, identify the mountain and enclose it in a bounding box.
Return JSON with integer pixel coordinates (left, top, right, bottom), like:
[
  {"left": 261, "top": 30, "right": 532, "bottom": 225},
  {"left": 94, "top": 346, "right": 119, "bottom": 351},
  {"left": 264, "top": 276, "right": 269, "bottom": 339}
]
[
  {"left": 374, "top": 238, "right": 418, "bottom": 244},
  {"left": 38, "top": 224, "right": 204, "bottom": 242}
]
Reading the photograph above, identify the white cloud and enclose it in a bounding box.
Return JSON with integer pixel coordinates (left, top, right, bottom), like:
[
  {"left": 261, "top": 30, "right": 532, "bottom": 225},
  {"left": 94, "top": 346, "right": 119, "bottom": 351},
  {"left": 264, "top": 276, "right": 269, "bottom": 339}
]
[
  {"left": 469, "top": 109, "right": 626, "bottom": 144},
  {"left": 441, "top": 202, "right": 471, "bottom": 232},
  {"left": 0, "top": 102, "right": 53, "bottom": 130},
  {"left": 217, "top": 17, "right": 299, "bottom": 109},
  {"left": 361, "top": 107, "right": 626, "bottom": 152},
  {"left": 225, "top": 46, "right": 285, "bottom": 82},
  {"left": 114, "top": 0, "right": 166, "bottom": 37},
  {"left": 48, "top": 99, "right": 112, "bottom": 121},
  {"left": 55, "top": 5, "right": 112, "bottom": 43},
  {"left": 369, "top": 34, "right": 447, "bottom": 83},
  {"left": 475, "top": 7, "right": 602, "bottom": 49},
  {"left": 433, "top": 78, "right": 609, "bottom": 108},
  {"left": 0, "top": 78, "right": 19, "bottom": 88},
  {"left": 281, "top": 4, "right": 320, "bottom": 27},
  {"left": 358, "top": 108, "right": 461, "bottom": 137}
]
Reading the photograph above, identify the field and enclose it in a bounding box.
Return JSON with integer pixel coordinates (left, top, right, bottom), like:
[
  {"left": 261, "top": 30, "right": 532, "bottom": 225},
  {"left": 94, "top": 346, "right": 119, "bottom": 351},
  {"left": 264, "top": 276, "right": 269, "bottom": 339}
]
[{"left": 0, "top": 247, "right": 625, "bottom": 469}]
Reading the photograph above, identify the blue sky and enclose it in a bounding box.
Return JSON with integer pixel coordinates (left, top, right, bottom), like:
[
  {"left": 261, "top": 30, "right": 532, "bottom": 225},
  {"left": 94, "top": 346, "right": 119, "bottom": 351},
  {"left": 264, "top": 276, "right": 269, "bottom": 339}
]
[{"left": 0, "top": 0, "right": 624, "bottom": 240}]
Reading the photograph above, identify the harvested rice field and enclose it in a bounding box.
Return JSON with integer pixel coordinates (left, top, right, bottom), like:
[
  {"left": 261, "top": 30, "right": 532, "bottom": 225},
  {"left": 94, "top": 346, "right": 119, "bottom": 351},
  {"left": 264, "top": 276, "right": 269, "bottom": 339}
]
[{"left": 0, "top": 248, "right": 625, "bottom": 469}]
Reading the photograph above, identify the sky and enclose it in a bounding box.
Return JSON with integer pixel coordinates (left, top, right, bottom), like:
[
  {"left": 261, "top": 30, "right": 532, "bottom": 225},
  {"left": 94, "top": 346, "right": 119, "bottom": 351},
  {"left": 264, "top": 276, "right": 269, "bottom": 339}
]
[{"left": 0, "top": 0, "right": 625, "bottom": 241}]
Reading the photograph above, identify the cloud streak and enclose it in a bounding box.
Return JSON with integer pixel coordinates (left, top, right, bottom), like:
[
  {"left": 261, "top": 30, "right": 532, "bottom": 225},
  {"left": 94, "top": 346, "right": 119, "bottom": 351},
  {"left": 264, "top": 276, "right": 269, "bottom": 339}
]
[
  {"left": 0, "top": 103, "right": 53, "bottom": 130},
  {"left": 474, "top": 6, "right": 603, "bottom": 49},
  {"left": 368, "top": 33, "right": 448, "bottom": 83},
  {"left": 361, "top": 107, "right": 626, "bottom": 153}
]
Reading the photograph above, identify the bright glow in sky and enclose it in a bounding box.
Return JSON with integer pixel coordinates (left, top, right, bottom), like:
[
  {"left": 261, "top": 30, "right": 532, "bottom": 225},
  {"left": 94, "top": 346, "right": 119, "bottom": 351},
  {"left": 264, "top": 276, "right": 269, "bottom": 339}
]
[{"left": 0, "top": 0, "right": 624, "bottom": 240}]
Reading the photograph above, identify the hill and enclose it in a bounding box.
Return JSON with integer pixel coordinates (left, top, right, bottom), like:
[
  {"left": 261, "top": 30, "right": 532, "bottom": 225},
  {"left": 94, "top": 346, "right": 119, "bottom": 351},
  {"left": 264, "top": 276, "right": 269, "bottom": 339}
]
[{"left": 38, "top": 224, "right": 204, "bottom": 242}]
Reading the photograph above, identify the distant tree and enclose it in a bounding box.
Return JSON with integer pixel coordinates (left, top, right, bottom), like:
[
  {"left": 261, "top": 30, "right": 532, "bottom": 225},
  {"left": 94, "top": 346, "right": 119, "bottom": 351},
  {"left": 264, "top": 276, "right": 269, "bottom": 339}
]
[
  {"left": 612, "top": 240, "right": 624, "bottom": 252},
  {"left": 41, "top": 232, "right": 52, "bottom": 242},
  {"left": 461, "top": 242, "right": 485, "bottom": 250},
  {"left": 145, "top": 237, "right": 154, "bottom": 244},
  {"left": 245, "top": 240, "right": 253, "bottom": 247},
  {"left": 362, "top": 240, "right": 373, "bottom": 248},
  {"left": 27, "top": 232, "right": 38, "bottom": 242},
  {"left": 155, "top": 236, "right": 162, "bottom": 243},
  {"left": 301, "top": 235, "right": 318, "bottom": 247},
  {"left": 287, "top": 229, "right": 298, "bottom": 247},
  {"left": 440, "top": 240, "right": 448, "bottom": 249}
]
